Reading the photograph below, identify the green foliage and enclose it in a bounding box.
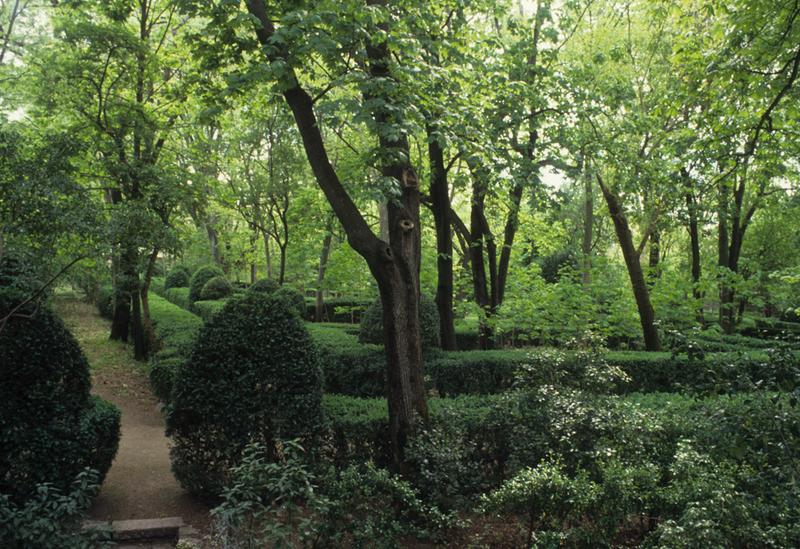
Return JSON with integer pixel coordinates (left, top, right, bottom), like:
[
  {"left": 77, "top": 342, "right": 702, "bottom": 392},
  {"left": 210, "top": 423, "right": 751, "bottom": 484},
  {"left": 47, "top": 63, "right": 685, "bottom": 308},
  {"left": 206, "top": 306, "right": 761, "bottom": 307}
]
[
  {"left": 359, "top": 295, "right": 440, "bottom": 349},
  {"left": 164, "top": 265, "right": 192, "bottom": 290},
  {"left": 248, "top": 277, "right": 279, "bottom": 294},
  {"left": 166, "top": 292, "right": 326, "bottom": 497},
  {"left": 0, "top": 295, "right": 120, "bottom": 501},
  {"left": 199, "top": 275, "right": 232, "bottom": 301},
  {"left": 188, "top": 265, "right": 224, "bottom": 304},
  {"left": 308, "top": 323, "right": 387, "bottom": 397},
  {"left": 0, "top": 469, "right": 112, "bottom": 549},
  {"left": 96, "top": 285, "right": 114, "bottom": 320},
  {"left": 272, "top": 285, "right": 305, "bottom": 317},
  {"left": 192, "top": 299, "right": 227, "bottom": 323},
  {"left": 163, "top": 287, "right": 191, "bottom": 311}
]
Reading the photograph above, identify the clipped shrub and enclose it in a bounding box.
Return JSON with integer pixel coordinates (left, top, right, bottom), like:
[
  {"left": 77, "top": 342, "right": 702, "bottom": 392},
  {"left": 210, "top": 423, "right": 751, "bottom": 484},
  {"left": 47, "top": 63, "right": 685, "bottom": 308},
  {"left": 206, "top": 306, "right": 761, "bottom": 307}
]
[
  {"left": 167, "top": 292, "right": 326, "bottom": 497},
  {"left": 188, "top": 265, "right": 224, "bottom": 304},
  {"left": 199, "top": 275, "right": 232, "bottom": 301},
  {"left": 273, "top": 286, "right": 306, "bottom": 317},
  {"left": 96, "top": 285, "right": 114, "bottom": 319},
  {"left": 164, "top": 265, "right": 191, "bottom": 291},
  {"left": 359, "top": 294, "right": 440, "bottom": 349},
  {"left": 163, "top": 287, "right": 191, "bottom": 311},
  {"left": 149, "top": 357, "right": 183, "bottom": 404},
  {"left": 192, "top": 299, "right": 227, "bottom": 323},
  {"left": 248, "top": 277, "right": 279, "bottom": 294},
  {"left": 0, "top": 293, "right": 120, "bottom": 502},
  {"left": 148, "top": 293, "right": 203, "bottom": 357}
]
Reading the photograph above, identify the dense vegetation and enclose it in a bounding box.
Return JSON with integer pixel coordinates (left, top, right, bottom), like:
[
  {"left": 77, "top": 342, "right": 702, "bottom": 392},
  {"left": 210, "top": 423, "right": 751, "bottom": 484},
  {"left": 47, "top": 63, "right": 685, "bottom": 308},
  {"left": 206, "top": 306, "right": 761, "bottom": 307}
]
[{"left": 2, "top": 0, "right": 800, "bottom": 545}]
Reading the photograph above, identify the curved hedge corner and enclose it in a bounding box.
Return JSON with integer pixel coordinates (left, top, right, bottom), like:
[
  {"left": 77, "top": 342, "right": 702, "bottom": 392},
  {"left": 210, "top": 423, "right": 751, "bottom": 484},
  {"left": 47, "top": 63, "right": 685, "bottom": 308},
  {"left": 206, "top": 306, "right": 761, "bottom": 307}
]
[
  {"left": 166, "top": 292, "right": 326, "bottom": 498},
  {"left": 0, "top": 292, "right": 120, "bottom": 502},
  {"left": 359, "top": 294, "right": 441, "bottom": 349},
  {"left": 188, "top": 265, "right": 224, "bottom": 304}
]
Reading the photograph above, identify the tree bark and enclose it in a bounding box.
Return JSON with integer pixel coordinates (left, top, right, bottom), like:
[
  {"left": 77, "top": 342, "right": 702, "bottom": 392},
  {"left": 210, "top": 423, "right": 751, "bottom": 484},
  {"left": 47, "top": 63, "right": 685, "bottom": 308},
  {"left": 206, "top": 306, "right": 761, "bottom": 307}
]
[
  {"left": 469, "top": 170, "right": 494, "bottom": 349},
  {"left": 141, "top": 246, "right": 159, "bottom": 354},
  {"left": 682, "top": 168, "right": 704, "bottom": 324},
  {"left": 582, "top": 159, "right": 593, "bottom": 287},
  {"left": 245, "top": 0, "right": 427, "bottom": 469},
  {"left": 315, "top": 219, "right": 334, "bottom": 322},
  {"left": 427, "top": 127, "right": 457, "bottom": 350},
  {"left": 598, "top": 175, "right": 661, "bottom": 351}
]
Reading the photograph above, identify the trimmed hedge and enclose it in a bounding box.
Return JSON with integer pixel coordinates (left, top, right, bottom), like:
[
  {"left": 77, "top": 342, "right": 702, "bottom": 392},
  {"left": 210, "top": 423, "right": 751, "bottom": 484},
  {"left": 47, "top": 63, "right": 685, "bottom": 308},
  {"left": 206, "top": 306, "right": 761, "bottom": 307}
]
[
  {"left": 188, "top": 265, "right": 224, "bottom": 304},
  {"left": 304, "top": 297, "right": 374, "bottom": 323},
  {"left": 167, "top": 292, "right": 326, "bottom": 498},
  {"left": 248, "top": 278, "right": 280, "bottom": 294},
  {"left": 273, "top": 286, "right": 306, "bottom": 317},
  {"left": 96, "top": 285, "right": 114, "bottom": 320},
  {"left": 359, "top": 295, "right": 440, "bottom": 349},
  {"left": 308, "top": 324, "right": 387, "bottom": 397},
  {"left": 199, "top": 275, "right": 232, "bottom": 301},
  {"left": 192, "top": 299, "right": 227, "bottom": 323},
  {"left": 164, "top": 265, "right": 191, "bottom": 290},
  {"left": 146, "top": 293, "right": 203, "bottom": 403},
  {"left": 162, "top": 287, "right": 191, "bottom": 311},
  {"left": 0, "top": 295, "right": 120, "bottom": 502}
]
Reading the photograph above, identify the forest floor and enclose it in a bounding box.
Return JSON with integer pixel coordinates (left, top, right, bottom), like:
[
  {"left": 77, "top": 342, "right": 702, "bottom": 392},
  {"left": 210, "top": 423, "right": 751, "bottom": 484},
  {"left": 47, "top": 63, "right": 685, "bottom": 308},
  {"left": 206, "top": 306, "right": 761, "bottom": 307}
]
[{"left": 55, "top": 297, "right": 211, "bottom": 535}]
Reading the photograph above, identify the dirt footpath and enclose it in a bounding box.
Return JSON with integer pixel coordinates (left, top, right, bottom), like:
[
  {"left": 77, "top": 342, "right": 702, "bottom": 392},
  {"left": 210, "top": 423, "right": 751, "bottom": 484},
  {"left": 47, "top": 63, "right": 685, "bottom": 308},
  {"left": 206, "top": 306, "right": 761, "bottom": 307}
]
[{"left": 56, "top": 299, "right": 210, "bottom": 533}]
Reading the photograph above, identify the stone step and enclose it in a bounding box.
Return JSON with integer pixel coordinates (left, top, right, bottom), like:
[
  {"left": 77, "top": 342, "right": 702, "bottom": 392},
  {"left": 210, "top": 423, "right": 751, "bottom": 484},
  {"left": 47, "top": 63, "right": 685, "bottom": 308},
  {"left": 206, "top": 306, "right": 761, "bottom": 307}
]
[{"left": 84, "top": 517, "right": 183, "bottom": 544}]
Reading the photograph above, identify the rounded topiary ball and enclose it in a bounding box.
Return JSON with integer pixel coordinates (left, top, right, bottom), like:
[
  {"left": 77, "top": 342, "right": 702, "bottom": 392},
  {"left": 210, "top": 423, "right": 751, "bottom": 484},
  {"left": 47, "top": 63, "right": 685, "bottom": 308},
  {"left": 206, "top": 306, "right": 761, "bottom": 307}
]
[
  {"left": 166, "top": 292, "right": 326, "bottom": 497},
  {"left": 0, "top": 291, "right": 120, "bottom": 501},
  {"left": 358, "top": 294, "right": 441, "bottom": 349},
  {"left": 273, "top": 286, "right": 306, "bottom": 317},
  {"left": 248, "top": 277, "right": 280, "bottom": 294},
  {"left": 164, "top": 265, "right": 192, "bottom": 291},
  {"left": 188, "top": 265, "right": 224, "bottom": 304},
  {"left": 199, "top": 275, "right": 233, "bottom": 301}
]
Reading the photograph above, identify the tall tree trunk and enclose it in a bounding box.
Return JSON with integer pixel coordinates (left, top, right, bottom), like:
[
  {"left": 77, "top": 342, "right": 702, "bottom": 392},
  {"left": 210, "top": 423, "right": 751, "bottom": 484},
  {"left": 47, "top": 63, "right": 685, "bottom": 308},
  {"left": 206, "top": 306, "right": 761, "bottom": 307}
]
[
  {"left": 598, "top": 175, "right": 661, "bottom": 351},
  {"left": 469, "top": 172, "right": 494, "bottom": 350},
  {"left": 278, "top": 243, "right": 287, "bottom": 285},
  {"left": 315, "top": 220, "right": 334, "bottom": 322},
  {"left": 683, "top": 168, "right": 704, "bottom": 324},
  {"left": 647, "top": 229, "right": 661, "bottom": 284},
  {"left": 427, "top": 127, "right": 457, "bottom": 350},
  {"left": 262, "top": 231, "right": 273, "bottom": 279},
  {"left": 206, "top": 222, "right": 221, "bottom": 266},
  {"left": 496, "top": 182, "right": 523, "bottom": 305},
  {"left": 245, "top": 0, "right": 427, "bottom": 470},
  {"left": 140, "top": 246, "right": 159, "bottom": 354},
  {"left": 717, "top": 180, "right": 735, "bottom": 333},
  {"left": 582, "top": 160, "right": 593, "bottom": 287}
]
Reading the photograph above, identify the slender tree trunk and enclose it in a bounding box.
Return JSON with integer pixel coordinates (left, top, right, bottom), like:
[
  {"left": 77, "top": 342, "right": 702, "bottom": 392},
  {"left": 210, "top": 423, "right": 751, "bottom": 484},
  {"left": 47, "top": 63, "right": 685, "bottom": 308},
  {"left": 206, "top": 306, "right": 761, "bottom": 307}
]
[
  {"left": 598, "top": 175, "right": 661, "bottom": 351},
  {"left": 206, "top": 223, "right": 221, "bottom": 266},
  {"left": 718, "top": 180, "right": 735, "bottom": 333},
  {"left": 278, "top": 244, "right": 287, "bottom": 285},
  {"left": 262, "top": 231, "right": 273, "bottom": 279},
  {"left": 469, "top": 172, "right": 494, "bottom": 350},
  {"left": 141, "top": 246, "right": 159, "bottom": 354},
  {"left": 647, "top": 229, "right": 661, "bottom": 284},
  {"left": 315, "top": 219, "right": 334, "bottom": 322},
  {"left": 683, "top": 169, "right": 704, "bottom": 324},
  {"left": 496, "top": 182, "right": 523, "bottom": 305},
  {"left": 427, "top": 127, "right": 457, "bottom": 350},
  {"left": 582, "top": 161, "right": 593, "bottom": 287}
]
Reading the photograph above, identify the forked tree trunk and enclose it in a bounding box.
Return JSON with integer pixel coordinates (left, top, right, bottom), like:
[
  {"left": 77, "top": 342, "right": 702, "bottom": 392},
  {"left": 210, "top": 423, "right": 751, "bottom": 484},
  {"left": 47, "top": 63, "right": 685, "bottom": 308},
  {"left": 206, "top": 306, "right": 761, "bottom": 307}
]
[
  {"left": 245, "top": 0, "right": 427, "bottom": 469},
  {"left": 427, "top": 128, "right": 457, "bottom": 350},
  {"left": 682, "top": 168, "right": 704, "bottom": 324},
  {"left": 598, "top": 175, "right": 661, "bottom": 351}
]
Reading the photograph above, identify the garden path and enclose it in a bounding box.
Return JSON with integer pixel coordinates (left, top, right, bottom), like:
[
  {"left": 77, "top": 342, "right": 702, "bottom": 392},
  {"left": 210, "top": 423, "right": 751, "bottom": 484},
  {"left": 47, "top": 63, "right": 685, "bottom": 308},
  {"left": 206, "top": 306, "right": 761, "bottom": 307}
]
[{"left": 55, "top": 298, "right": 210, "bottom": 533}]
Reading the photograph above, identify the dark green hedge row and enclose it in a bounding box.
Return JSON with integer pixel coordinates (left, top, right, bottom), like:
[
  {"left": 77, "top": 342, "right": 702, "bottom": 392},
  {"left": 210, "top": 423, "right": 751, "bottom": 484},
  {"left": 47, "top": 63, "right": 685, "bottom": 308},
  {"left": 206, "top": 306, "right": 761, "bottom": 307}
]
[
  {"left": 161, "top": 287, "right": 191, "bottom": 311},
  {"left": 743, "top": 317, "right": 800, "bottom": 341},
  {"left": 146, "top": 293, "right": 203, "bottom": 404},
  {"left": 309, "top": 325, "right": 800, "bottom": 397},
  {"left": 303, "top": 297, "right": 374, "bottom": 323}
]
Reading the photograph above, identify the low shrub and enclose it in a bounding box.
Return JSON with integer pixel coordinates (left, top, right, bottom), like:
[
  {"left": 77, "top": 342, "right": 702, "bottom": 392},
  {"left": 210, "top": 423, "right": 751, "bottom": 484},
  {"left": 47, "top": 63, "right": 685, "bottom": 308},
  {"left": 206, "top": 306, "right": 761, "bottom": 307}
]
[
  {"left": 149, "top": 357, "right": 183, "bottom": 403},
  {"left": 163, "top": 287, "right": 191, "bottom": 311},
  {"left": 305, "top": 297, "right": 374, "bottom": 323},
  {"left": 188, "top": 265, "right": 224, "bottom": 304},
  {"left": 359, "top": 294, "right": 440, "bottom": 349},
  {"left": 273, "top": 286, "right": 306, "bottom": 317},
  {"left": 309, "top": 324, "right": 386, "bottom": 397},
  {"left": 199, "top": 276, "right": 232, "bottom": 301},
  {"left": 164, "top": 265, "right": 192, "bottom": 290},
  {"left": 96, "top": 285, "right": 114, "bottom": 319},
  {"left": 248, "top": 278, "right": 280, "bottom": 294},
  {"left": 0, "top": 293, "right": 120, "bottom": 502},
  {"left": 0, "top": 469, "right": 112, "bottom": 548},
  {"left": 148, "top": 293, "right": 203, "bottom": 357},
  {"left": 167, "top": 292, "right": 326, "bottom": 498}
]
